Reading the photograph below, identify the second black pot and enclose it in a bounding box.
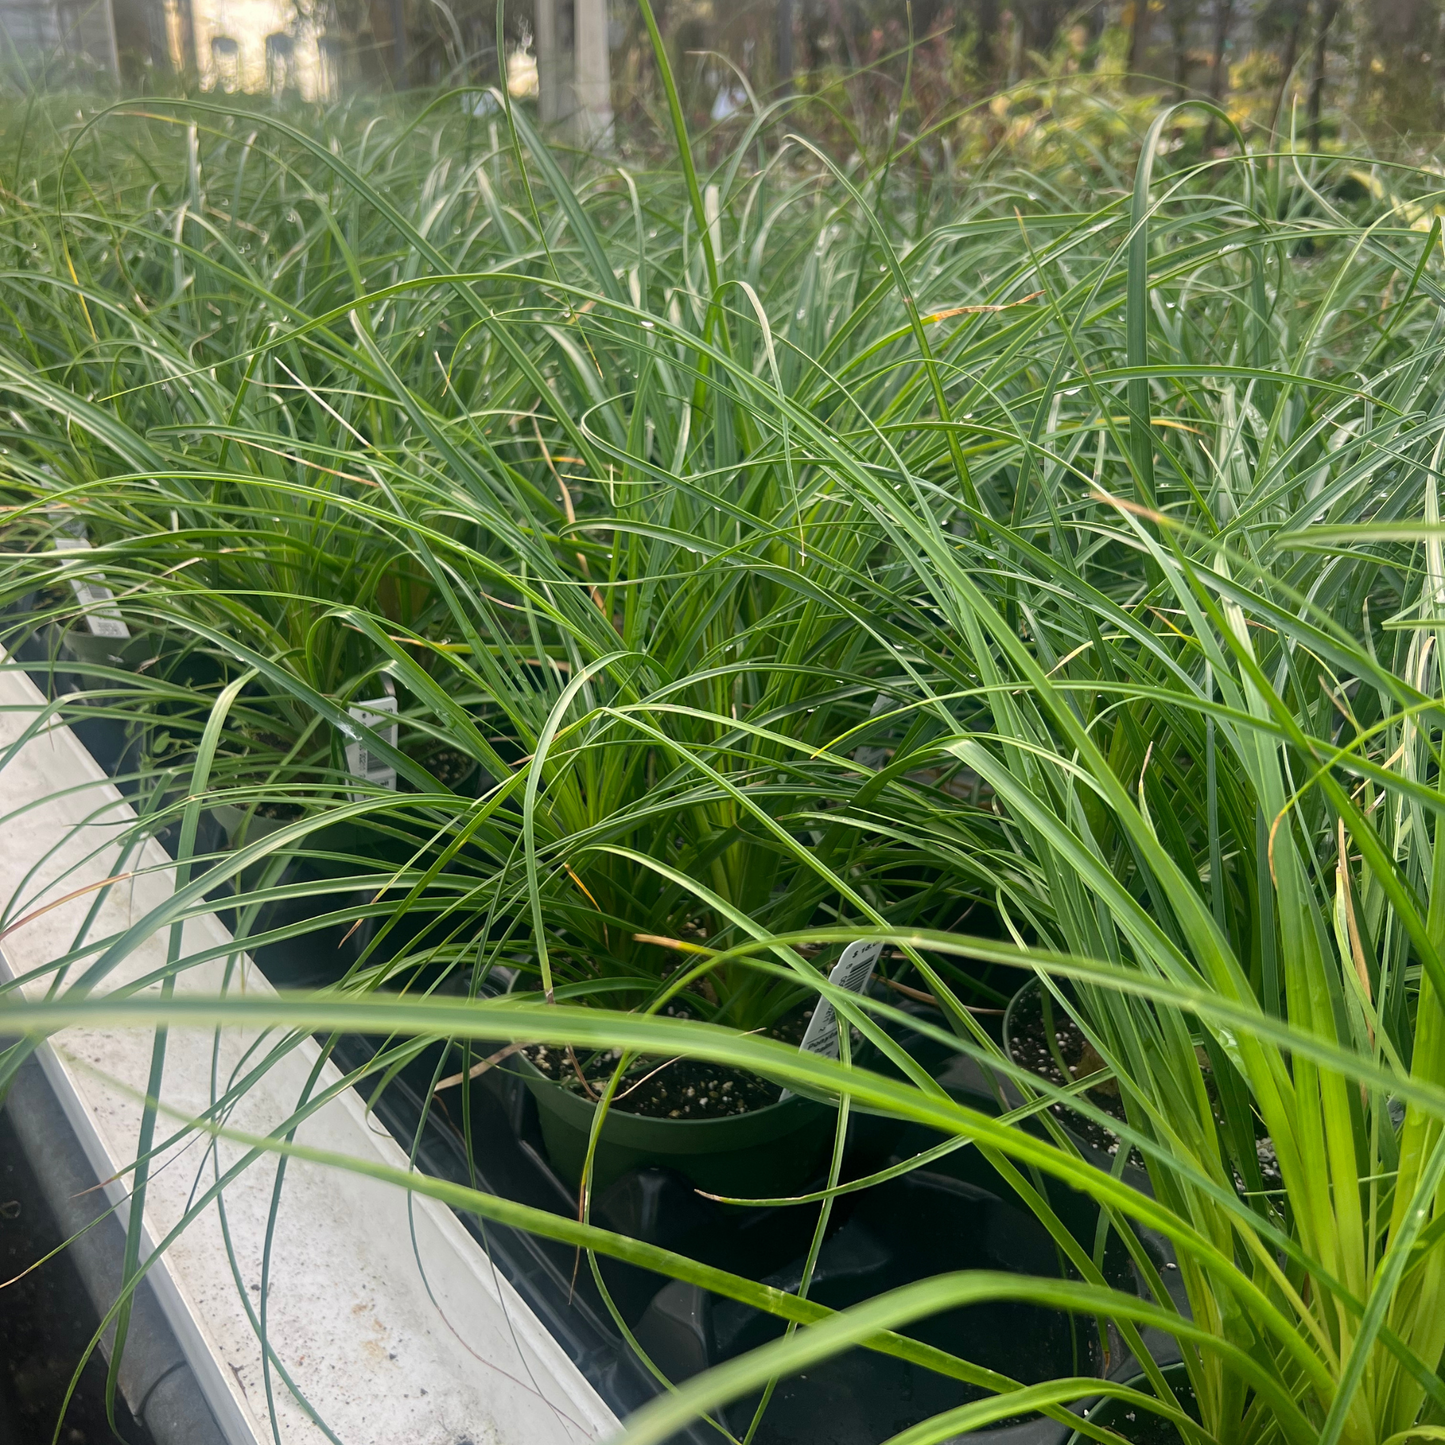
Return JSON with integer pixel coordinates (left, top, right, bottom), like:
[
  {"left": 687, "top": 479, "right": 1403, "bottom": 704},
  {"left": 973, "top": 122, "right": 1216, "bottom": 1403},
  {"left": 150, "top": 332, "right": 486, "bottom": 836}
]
[{"left": 634, "top": 1168, "right": 1110, "bottom": 1445}]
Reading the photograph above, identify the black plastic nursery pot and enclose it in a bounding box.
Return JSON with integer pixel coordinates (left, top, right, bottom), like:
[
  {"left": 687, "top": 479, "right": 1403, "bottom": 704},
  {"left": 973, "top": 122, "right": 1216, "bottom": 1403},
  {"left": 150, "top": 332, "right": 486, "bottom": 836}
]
[
  {"left": 9, "top": 612, "right": 147, "bottom": 687},
  {"left": 214, "top": 745, "right": 487, "bottom": 864},
  {"left": 1065, "top": 1363, "right": 1196, "bottom": 1445},
  {"left": 212, "top": 801, "right": 410, "bottom": 859},
  {"left": 212, "top": 797, "right": 456, "bottom": 920},
  {"left": 211, "top": 801, "right": 295, "bottom": 848},
  {"left": 401, "top": 745, "right": 486, "bottom": 799},
  {"left": 211, "top": 794, "right": 493, "bottom": 990},
  {"left": 506, "top": 1048, "right": 835, "bottom": 1196},
  {"left": 3, "top": 603, "right": 144, "bottom": 671},
  {"left": 1001, "top": 978, "right": 1154, "bottom": 1191},
  {"left": 60, "top": 626, "right": 158, "bottom": 671},
  {"left": 213, "top": 788, "right": 396, "bottom": 981},
  {"left": 634, "top": 1166, "right": 1117, "bottom": 1445}
]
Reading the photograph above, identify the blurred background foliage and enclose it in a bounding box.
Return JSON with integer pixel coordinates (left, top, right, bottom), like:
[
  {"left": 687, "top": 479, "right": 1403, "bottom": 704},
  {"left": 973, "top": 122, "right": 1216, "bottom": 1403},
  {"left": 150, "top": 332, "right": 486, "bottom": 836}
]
[{"left": 14, "top": 0, "right": 1445, "bottom": 158}]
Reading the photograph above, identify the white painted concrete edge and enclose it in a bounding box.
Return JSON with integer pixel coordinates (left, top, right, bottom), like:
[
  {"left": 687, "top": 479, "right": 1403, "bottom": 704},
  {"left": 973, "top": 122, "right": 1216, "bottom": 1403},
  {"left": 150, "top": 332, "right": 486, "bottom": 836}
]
[{"left": 0, "top": 660, "right": 620, "bottom": 1445}]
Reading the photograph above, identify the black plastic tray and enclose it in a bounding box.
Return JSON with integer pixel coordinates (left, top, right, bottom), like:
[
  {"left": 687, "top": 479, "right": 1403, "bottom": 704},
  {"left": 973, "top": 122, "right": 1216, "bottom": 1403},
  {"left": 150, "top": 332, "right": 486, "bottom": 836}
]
[{"left": 5, "top": 640, "right": 1182, "bottom": 1445}]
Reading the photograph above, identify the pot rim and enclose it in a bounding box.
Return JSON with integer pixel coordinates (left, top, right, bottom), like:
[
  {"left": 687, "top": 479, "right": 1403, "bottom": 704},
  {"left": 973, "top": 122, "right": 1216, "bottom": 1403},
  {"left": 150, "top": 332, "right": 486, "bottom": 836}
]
[{"left": 506, "top": 1041, "right": 830, "bottom": 1139}]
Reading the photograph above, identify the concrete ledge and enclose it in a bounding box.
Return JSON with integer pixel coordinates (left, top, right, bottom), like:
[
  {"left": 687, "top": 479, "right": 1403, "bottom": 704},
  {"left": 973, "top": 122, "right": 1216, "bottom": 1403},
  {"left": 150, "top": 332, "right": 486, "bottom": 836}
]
[{"left": 0, "top": 661, "right": 618, "bottom": 1445}]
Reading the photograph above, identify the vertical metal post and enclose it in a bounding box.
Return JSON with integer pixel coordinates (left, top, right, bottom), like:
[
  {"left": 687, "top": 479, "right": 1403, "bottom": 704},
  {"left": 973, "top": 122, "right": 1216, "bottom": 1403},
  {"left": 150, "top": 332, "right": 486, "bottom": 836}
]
[
  {"left": 573, "top": 0, "right": 612, "bottom": 143},
  {"left": 174, "top": 0, "right": 197, "bottom": 74},
  {"left": 535, "top": 0, "right": 568, "bottom": 125},
  {"left": 102, "top": 0, "right": 120, "bottom": 79},
  {"left": 776, "top": 0, "right": 793, "bottom": 92},
  {"left": 390, "top": 0, "right": 407, "bottom": 84}
]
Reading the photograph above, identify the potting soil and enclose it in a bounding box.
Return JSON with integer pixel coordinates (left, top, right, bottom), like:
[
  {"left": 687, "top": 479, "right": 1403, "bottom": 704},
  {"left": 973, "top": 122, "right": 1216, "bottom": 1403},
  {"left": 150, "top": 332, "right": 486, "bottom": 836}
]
[{"left": 521, "top": 1007, "right": 815, "bottom": 1119}]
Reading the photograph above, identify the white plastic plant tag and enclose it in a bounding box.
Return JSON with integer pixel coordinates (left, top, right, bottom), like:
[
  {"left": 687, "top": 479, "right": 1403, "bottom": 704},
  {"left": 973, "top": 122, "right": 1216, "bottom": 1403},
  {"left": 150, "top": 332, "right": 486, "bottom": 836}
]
[
  {"left": 779, "top": 940, "right": 885, "bottom": 1101},
  {"left": 345, "top": 695, "right": 398, "bottom": 796},
  {"left": 52, "top": 535, "right": 131, "bottom": 640}
]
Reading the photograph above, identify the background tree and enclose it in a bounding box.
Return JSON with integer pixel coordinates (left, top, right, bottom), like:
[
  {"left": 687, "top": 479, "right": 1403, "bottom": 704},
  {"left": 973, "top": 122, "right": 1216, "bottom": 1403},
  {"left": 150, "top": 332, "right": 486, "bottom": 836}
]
[
  {"left": 1307, "top": 0, "right": 1341, "bottom": 145},
  {"left": 1126, "top": 0, "right": 1151, "bottom": 80},
  {"left": 1201, "top": 0, "right": 1233, "bottom": 148},
  {"left": 1356, "top": 0, "right": 1440, "bottom": 132},
  {"left": 1258, "top": 0, "right": 1309, "bottom": 134},
  {"left": 1165, "top": 0, "right": 1198, "bottom": 96}
]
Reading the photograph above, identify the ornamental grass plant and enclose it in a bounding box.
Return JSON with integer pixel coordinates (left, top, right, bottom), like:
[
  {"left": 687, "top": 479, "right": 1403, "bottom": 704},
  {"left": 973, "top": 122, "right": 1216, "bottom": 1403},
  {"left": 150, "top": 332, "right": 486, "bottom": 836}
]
[{"left": 6, "top": 37, "right": 1445, "bottom": 1445}]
